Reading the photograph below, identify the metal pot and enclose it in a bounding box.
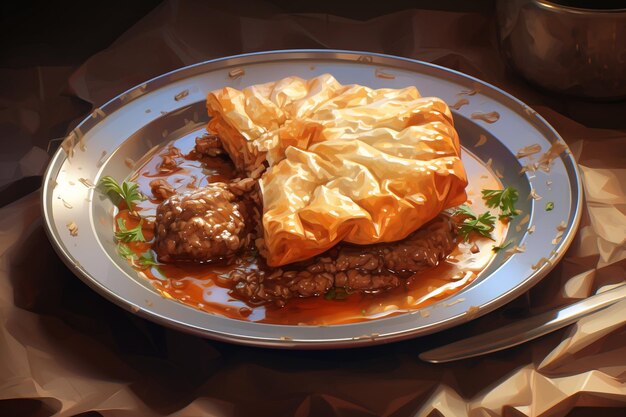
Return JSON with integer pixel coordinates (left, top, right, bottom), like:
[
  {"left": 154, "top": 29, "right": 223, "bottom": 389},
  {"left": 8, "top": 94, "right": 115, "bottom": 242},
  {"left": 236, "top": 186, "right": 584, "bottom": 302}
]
[{"left": 497, "top": 0, "right": 626, "bottom": 100}]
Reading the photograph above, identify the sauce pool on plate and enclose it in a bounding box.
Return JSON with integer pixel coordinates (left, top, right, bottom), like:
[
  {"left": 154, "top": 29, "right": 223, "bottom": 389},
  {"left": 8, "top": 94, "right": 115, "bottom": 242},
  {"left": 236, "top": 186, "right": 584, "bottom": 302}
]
[{"left": 118, "top": 132, "right": 506, "bottom": 325}]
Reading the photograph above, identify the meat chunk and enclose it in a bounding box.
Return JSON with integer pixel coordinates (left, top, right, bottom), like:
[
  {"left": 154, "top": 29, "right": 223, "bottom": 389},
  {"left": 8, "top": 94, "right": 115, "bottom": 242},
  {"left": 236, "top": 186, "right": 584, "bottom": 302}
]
[
  {"left": 194, "top": 134, "right": 224, "bottom": 157},
  {"left": 154, "top": 183, "right": 248, "bottom": 262},
  {"left": 158, "top": 146, "right": 183, "bottom": 174},
  {"left": 150, "top": 179, "right": 176, "bottom": 200},
  {"left": 231, "top": 215, "right": 457, "bottom": 305}
]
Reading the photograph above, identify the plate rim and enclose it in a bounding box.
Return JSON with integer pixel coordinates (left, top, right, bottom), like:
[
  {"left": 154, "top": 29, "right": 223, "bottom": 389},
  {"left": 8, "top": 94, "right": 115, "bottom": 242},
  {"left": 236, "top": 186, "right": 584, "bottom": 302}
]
[{"left": 42, "top": 49, "right": 583, "bottom": 348}]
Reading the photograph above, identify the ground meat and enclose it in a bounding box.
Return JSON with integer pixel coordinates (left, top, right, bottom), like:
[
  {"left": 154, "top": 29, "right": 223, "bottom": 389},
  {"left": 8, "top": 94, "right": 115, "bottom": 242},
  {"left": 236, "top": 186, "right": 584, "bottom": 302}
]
[
  {"left": 158, "top": 146, "right": 183, "bottom": 174},
  {"left": 150, "top": 179, "right": 176, "bottom": 200},
  {"left": 154, "top": 183, "right": 249, "bottom": 262},
  {"left": 230, "top": 215, "right": 458, "bottom": 305},
  {"left": 194, "top": 134, "right": 224, "bottom": 157},
  {"left": 229, "top": 177, "right": 264, "bottom": 237},
  {"left": 228, "top": 177, "right": 256, "bottom": 196}
]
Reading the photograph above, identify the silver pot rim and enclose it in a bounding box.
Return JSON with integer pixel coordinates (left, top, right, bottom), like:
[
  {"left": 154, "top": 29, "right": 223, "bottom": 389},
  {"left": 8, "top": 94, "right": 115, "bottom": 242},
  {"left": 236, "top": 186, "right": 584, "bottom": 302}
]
[{"left": 534, "top": 0, "right": 626, "bottom": 15}]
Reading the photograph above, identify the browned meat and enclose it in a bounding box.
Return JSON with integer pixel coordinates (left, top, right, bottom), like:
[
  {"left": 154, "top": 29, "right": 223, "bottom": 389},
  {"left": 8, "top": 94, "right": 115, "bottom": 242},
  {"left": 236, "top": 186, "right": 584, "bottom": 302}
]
[
  {"left": 150, "top": 179, "right": 176, "bottom": 200},
  {"left": 154, "top": 183, "right": 249, "bottom": 262},
  {"left": 194, "top": 134, "right": 224, "bottom": 157},
  {"left": 158, "top": 146, "right": 183, "bottom": 174},
  {"left": 231, "top": 215, "right": 457, "bottom": 305},
  {"left": 228, "top": 177, "right": 257, "bottom": 196}
]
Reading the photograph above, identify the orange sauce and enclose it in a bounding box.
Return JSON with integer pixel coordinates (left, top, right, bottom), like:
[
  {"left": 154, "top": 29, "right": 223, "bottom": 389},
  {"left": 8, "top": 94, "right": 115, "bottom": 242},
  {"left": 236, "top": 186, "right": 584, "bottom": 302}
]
[{"left": 117, "top": 133, "right": 506, "bottom": 325}]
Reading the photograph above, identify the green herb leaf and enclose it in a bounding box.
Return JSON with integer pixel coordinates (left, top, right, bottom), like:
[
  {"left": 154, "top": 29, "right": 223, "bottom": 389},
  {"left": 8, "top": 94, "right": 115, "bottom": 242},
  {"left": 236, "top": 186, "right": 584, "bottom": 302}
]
[
  {"left": 481, "top": 187, "right": 519, "bottom": 219},
  {"left": 115, "top": 218, "right": 146, "bottom": 242},
  {"left": 458, "top": 211, "right": 496, "bottom": 241},
  {"left": 453, "top": 204, "right": 476, "bottom": 218},
  {"left": 492, "top": 239, "right": 513, "bottom": 253},
  {"left": 117, "top": 243, "right": 135, "bottom": 259},
  {"left": 117, "top": 243, "right": 158, "bottom": 269},
  {"left": 546, "top": 201, "right": 554, "bottom": 211},
  {"left": 453, "top": 205, "right": 496, "bottom": 241},
  {"left": 137, "top": 254, "right": 159, "bottom": 268},
  {"left": 99, "top": 176, "right": 143, "bottom": 211},
  {"left": 324, "top": 287, "right": 336, "bottom": 300},
  {"left": 324, "top": 287, "right": 349, "bottom": 301},
  {"left": 334, "top": 287, "right": 349, "bottom": 300}
]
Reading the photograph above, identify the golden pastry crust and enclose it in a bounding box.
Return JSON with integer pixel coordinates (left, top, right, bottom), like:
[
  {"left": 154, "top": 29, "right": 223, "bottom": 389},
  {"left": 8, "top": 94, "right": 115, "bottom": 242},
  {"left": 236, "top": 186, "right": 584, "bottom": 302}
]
[{"left": 206, "top": 74, "right": 467, "bottom": 266}]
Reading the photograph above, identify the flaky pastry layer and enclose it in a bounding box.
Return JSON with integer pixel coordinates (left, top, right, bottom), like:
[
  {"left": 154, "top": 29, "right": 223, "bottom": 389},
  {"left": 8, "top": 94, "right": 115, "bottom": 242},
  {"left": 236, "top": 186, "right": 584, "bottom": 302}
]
[{"left": 207, "top": 74, "right": 467, "bottom": 266}]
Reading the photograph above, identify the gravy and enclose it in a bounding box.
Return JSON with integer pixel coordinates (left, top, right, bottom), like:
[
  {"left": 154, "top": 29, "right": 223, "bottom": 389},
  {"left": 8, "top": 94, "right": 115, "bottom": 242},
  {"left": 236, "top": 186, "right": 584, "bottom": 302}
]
[{"left": 118, "top": 132, "right": 506, "bottom": 325}]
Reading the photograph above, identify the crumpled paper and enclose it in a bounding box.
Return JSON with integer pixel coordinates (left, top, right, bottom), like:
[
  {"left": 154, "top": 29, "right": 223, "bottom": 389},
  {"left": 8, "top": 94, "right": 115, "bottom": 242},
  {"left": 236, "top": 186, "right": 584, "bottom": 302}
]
[
  {"left": 1, "top": 1, "right": 625, "bottom": 416},
  {"left": 207, "top": 73, "right": 466, "bottom": 265},
  {"left": 0, "top": 66, "right": 85, "bottom": 191}
]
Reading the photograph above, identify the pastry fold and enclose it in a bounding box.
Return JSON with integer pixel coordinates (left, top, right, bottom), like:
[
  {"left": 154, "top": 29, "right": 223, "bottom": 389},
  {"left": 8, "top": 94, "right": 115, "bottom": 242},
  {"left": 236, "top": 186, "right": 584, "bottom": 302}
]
[{"left": 207, "top": 74, "right": 467, "bottom": 266}]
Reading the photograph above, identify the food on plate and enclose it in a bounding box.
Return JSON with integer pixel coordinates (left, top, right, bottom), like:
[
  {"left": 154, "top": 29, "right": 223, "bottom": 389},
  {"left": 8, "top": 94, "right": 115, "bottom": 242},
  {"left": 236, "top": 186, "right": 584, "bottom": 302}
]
[
  {"left": 230, "top": 215, "right": 457, "bottom": 305},
  {"left": 154, "top": 183, "right": 250, "bottom": 263},
  {"left": 100, "top": 74, "right": 513, "bottom": 325},
  {"left": 206, "top": 74, "right": 468, "bottom": 266}
]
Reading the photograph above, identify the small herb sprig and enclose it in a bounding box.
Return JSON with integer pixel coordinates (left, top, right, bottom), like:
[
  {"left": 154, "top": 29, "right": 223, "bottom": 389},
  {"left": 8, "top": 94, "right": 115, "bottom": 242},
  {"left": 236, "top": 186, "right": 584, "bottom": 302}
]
[
  {"left": 115, "top": 218, "right": 146, "bottom": 242},
  {"left": 454, "top": 204, "right": 496, "bottom": 241},
  {"left": 99, "top": 177, "right": 151, "bottom": 268},
  {"left": 482, "top": 187, "right": 519, "bottom": 220},
  {"left": 325, "top": 287, "right": 350, "bottom": 301},
  {"left": 492, "top": 239, "right": 513, "bottom": 253},
  {"left": 117, "top": 244, "right": 158, "bottom": 269},
  {"left": 99, "top": 176, "right": 143, "bottom": 211}
]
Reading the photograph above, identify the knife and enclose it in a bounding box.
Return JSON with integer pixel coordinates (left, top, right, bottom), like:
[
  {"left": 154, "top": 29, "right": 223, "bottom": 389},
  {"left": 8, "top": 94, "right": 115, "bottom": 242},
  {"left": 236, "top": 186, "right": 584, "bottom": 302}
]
[{"left": 419, "top": 284, "right": 626, "bottom": 363}]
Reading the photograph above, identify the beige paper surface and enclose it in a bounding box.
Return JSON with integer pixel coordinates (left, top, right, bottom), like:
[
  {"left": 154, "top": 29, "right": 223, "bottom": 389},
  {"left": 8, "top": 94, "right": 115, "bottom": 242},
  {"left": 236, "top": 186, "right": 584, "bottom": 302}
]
[{"left": 1, "top": 1, "right": 625, "bottom": 416}]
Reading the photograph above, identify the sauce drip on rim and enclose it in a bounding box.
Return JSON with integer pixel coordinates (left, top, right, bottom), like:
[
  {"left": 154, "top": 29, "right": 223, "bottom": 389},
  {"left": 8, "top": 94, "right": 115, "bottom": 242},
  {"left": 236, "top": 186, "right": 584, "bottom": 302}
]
[{"left": 118, "top": 131, "right": 506, "bottom": 325}]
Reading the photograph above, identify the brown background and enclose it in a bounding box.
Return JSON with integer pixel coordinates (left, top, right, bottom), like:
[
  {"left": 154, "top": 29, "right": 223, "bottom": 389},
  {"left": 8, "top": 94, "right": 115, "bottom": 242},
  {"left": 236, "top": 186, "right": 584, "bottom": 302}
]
[{"left": 1, "top": 1, "right": 625, "bottom": 416}]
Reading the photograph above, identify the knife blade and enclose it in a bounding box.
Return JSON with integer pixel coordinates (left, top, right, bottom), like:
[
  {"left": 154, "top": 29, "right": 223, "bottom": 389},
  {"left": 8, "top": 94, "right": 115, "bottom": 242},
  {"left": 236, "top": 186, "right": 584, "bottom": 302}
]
[{"left": 419, "top": 284, "right": 626, "bottom": 363}]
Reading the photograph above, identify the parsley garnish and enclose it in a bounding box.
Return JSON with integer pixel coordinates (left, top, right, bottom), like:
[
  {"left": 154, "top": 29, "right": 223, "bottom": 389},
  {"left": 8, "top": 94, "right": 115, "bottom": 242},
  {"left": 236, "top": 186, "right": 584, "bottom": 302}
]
[
  {"left": 117, "top": 243, "right": 158, "bottom": 269},
  {"left": 115, "top": 218, "right": 145, "bottom": 242},
  {"left": 492, "top": 239, "right": 513, "bottom": 253},
  {"left": 482, "top": 187, "right": 519, "bottom": 219},
  {"left": 324, "top": 288, "right": 336, "bottom": 300},
  {"left": 453, "top": 204, "right": 477, "bottom": 219},
  {"left": 546, "top": 201, "right": 554, "bottom": 211},
  {"left": 117, "top": 243, "right": 135, "bottom": 258},
  {"left": 324, "top": 287, "right": 349, "bottom": 301},
  {"left": 137, "top": 254, "right": 159, "bottom": 268},
  {"left": 99, "top": 176, "right": 143, "bottom": 211},
  {"left": 454, "top": 204, "right": 496, "bottom": 241}
]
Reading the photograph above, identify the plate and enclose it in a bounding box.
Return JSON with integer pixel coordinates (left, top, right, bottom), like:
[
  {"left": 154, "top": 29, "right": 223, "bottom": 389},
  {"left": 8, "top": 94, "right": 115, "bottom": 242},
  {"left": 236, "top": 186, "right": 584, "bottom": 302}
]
[{"left": 42, "top": 50, "right": 582, "bottom": 348}]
